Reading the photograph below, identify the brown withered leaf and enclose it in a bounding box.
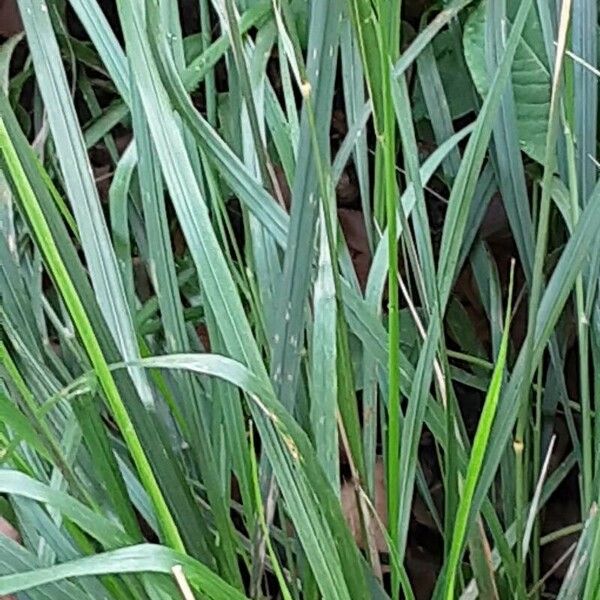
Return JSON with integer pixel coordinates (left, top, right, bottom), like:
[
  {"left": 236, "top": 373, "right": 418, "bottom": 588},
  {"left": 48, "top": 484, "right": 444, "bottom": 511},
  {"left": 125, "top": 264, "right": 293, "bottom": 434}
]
[
  {"left": 335, "top": 169, "right": 359, "bottom": 207},
  {"left": 341, "top": 458, "right": 387, "bottom": 553},
  {"left": 341, "top": 458, "right": 440, "bottom": 599},
  {"left": 0, "top": 516, "right": 20, "bottom": 600},
  {"left": 0, "top": 0, "right": 22, "bottom": 37},
  {"left": 338, "top": 208, "right": 371, "bottom": 290},
  {"left": 0, "top": 516, "right": 20, "bottom": 542}
]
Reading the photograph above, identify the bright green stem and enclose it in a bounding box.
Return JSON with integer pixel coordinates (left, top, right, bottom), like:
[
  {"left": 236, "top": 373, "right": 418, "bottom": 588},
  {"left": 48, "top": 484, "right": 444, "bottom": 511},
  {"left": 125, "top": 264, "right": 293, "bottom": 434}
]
[
  {"left": 514, "top": 432, "right": 527, "bottom": 599},
  {"left": 583, "top": 504, "right": 600, "bottom": 599},
  {"left": 374, "top": 145, "right": 386, "bottom": 225},
  {"left": 198, "top": 0, "right": 217, "bottom": 126},
  {"left": 565, "top": 123, "right": 593, "bottom": 511},
  {"left": 0, "top": 116, "right": 186, "bottom": 555},
  {"left": 531, "top": 366, "right": 543, "bottom": 600},
  {"left": 517, "top": 1, "right": 571, "bottom": 590},
  {"left": 381, "top": 1, "right": 402, "bottom": 62},
  {"left": 382, "top": 67, "right": 401, "bottom": 600}
]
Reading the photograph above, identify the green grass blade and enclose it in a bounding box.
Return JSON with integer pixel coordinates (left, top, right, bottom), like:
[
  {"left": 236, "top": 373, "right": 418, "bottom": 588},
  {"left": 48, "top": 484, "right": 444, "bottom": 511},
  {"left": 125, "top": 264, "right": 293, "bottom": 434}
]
[
  {"left": 436, "top": 0, "right": 533, "bottom": 308},
  {"left": 339, "top": 20, "right": 372, "bottom": 249},
  {"left": 0, "top": 543, "right": 249, "bottom": 600},
  {"left": 556, "top": 505, "right": 599, "bottom": 599},
  {"left": 67, "top": 0, "right": 130, "bottom": 101},
  {"left": 484, "top": 0, "right": 534, "bottom": 277},
  {"left": 395, "top": 315, "right": 441, "bottom": 559},
  {"left": 366, "top": 123, "right": 474, "bottom": 307},
  {"left": 0, "top": 89, "right": 206, "bottom": 559},
  {"left": 270, "top": 0, "right": 342, "bottom": 411},
  {"left": 124, "top": 350, "right": 369, "bottom": 598},
  {"left": 0, "top": 115, "right": 185, "bottom": 552},
  {"left": 0, "top": 536, "right": 92, "bottom": 600},
  {"left": 571, "top": 0, "right": 597, "bottom": 205},
  {"left": 108, "top": 142, "right": 137, "bottom": 310},
  {"left": 444, "top": 269, "right": 514, "bottom": 599},
  {"left": 471, "top": 179, "right": 600, "bottom": 535},
  {"left": 392, "top": 0, "right": 474, "bottom": 80},
  {"left": 130, "top": 77, "right": 241, "bottom": 578},
  {"left": 17, "top": 0, "right": 152, "bottom": 406},
  {"left": 310, "top": 208, "right": 339, "bottom": 491},
  {"left": 416, "top": 42, "right": 461, "bottom": 180},
  {"left": 117, "top": 3, "right": 367, "bottom": 595}
]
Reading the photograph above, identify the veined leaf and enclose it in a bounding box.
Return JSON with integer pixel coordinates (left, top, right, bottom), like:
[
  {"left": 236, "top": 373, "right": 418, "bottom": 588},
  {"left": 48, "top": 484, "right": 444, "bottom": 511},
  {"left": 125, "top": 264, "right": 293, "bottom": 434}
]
[{"left": 464, "top": 0, "right": 550, "bottom": 163}]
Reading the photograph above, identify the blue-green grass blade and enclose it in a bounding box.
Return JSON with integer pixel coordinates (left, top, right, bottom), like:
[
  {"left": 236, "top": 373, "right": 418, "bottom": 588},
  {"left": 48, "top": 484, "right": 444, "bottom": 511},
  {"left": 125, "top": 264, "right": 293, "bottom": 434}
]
[{"left": 17, "top": 0, "right": 153, "bottom": 407}]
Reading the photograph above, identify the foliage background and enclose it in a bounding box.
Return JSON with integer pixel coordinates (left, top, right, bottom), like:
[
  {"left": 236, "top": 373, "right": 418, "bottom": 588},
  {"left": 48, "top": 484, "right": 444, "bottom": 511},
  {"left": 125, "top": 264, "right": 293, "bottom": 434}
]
[{"left": 1, "top": 0, "right": 600, "bottom": 598}]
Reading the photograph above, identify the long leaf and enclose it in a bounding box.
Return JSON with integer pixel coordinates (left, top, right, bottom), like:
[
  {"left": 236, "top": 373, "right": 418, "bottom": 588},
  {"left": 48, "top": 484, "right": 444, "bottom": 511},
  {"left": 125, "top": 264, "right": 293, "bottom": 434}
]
[{"left": 0, "top": 543, "right": 248, "bottom": 600}]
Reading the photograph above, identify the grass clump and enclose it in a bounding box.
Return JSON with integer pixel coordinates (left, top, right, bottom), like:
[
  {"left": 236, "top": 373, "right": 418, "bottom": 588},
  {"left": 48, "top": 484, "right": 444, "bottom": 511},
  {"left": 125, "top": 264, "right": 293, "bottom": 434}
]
[{"left": 1, "top": 0, "right": 600, "bottom": 598}]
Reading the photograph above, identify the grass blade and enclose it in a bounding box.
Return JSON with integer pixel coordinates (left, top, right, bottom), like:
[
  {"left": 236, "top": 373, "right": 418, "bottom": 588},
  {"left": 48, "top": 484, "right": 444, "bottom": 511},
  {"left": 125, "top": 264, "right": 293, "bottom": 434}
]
[
  {"left": 17, "top": 0, "right": 152, "bottom": 406},
  {"left": 0, "top": 115, "right": 184, "bottom": 552},
  {"left": 444, "top": 267, "right": 514, "bottom": 598},
  {"left": 0, "top": 544, "right": 248, "bottom": 600}
]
